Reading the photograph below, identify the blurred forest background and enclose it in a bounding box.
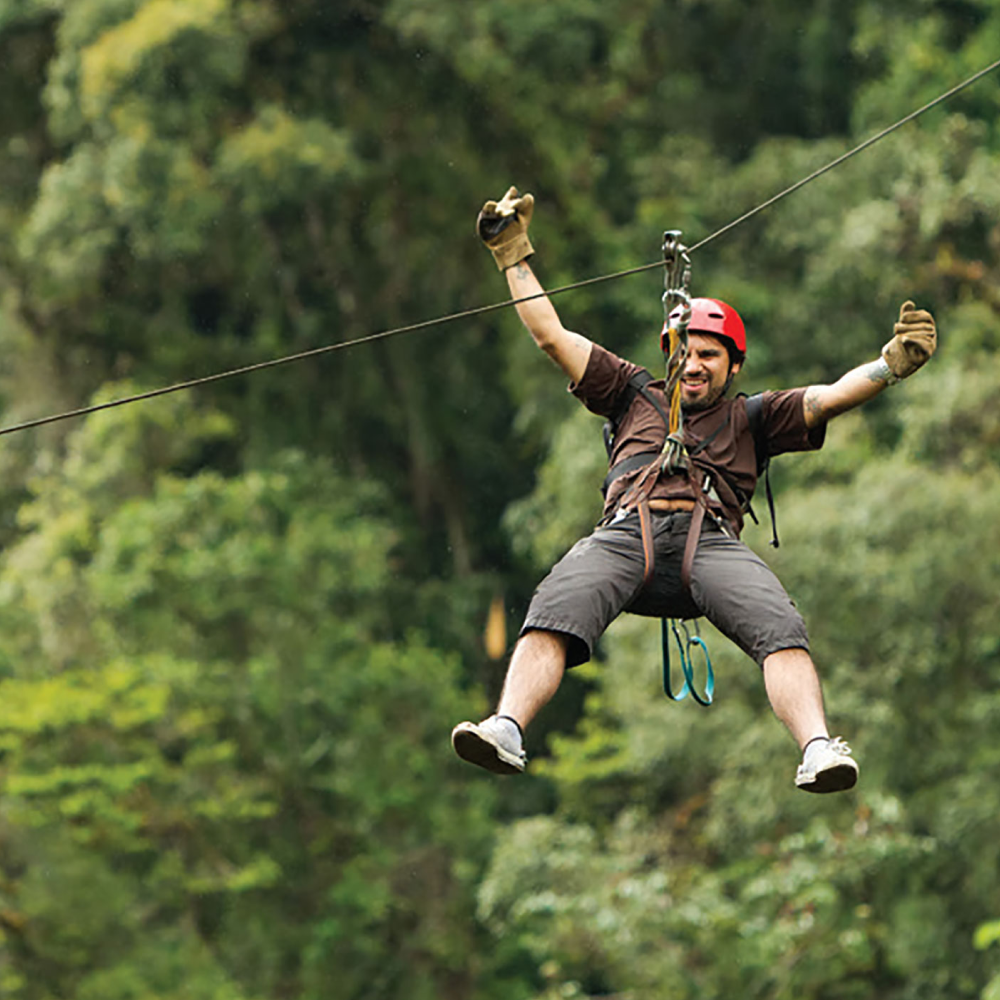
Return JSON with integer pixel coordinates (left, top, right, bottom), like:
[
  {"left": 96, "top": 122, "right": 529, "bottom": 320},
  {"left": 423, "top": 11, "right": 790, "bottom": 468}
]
[{"left": 0, "top": 1, "right": 999, "bottom": 998}]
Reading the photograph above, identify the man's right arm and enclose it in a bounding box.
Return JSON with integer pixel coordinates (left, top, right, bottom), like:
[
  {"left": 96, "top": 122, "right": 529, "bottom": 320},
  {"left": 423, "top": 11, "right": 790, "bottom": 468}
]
[
  {"left": 505, "top": 259, "right": 592, "bottom": 384},
  {"left": 477, "top": 186, "right": 592, "bottom": 384}
]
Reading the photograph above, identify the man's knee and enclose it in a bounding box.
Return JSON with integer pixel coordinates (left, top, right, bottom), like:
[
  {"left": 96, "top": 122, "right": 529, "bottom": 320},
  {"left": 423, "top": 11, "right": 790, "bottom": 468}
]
[
  {"left": 515, "top": 626, "right": 595, "bottom": 670},
  {"left": 516, "top": 627, "right": 571, "bottom": 661},
  {"left": 763, "top": 646, "right": 814, "bottom": 671}
]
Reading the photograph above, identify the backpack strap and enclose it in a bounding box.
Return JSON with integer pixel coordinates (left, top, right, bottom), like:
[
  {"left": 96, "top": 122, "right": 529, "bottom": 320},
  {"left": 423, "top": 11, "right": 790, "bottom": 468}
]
[
  {"left": 688, "top": 408, "right": 731, "bottom": 458},
  {"left": 603, "top": 370, "right": 662, "bottom": 458},
  {"left": 744, "top": 392, "right": 779, "bottom": 548},
  {"left": 602, "top": 450, "right": 660, "bottom": 497}
]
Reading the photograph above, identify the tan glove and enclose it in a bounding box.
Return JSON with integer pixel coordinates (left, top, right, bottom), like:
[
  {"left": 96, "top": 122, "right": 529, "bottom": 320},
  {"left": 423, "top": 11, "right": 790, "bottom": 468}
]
[
  {"left": 882, "top": 300, "right": 937, "bottom": 379},
  {"left": 476, "top": 186, "right": 534, "bottom": 271}
]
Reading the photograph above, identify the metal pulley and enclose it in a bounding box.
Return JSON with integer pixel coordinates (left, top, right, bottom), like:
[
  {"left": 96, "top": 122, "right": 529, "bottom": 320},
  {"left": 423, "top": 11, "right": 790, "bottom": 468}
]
[
  {"left": 661, "top": 229, "right": 692, "bottom": 332},
  {"left": 659, "top": 230, "right": 692, "bottom": 469}
]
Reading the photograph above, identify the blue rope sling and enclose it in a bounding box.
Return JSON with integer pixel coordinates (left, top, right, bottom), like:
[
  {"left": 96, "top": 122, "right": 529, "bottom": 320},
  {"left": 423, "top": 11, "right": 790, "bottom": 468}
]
[{"left": 659, "top": 232, "right": 715, "bottom": 707}]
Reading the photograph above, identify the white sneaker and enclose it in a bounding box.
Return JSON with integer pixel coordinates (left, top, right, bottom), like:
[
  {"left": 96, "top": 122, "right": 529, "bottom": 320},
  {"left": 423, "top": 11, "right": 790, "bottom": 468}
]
[
  {"left": 451, "top": 715, "right": 526, "bottom": 774},
  {"left": 795, "top": 736, "right": 859, "bottom": 793}
]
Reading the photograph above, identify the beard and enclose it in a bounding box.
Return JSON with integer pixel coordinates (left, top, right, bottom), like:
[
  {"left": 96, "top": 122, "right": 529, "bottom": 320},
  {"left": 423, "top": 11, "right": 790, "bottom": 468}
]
[
  {"left": 681, "top": 397, "right": 716, "bottom": 413},
  {"left": 680, "top": 372, "right": 734, "bottom": 413},
  {"left": 681, "top": 387, "right": 725, "bottom": 413}
]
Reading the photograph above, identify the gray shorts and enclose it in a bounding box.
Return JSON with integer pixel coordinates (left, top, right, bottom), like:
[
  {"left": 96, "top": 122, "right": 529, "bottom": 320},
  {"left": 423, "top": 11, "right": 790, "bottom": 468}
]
[{"left": 520, "top": 510, "right": 809, "bottom": 668}]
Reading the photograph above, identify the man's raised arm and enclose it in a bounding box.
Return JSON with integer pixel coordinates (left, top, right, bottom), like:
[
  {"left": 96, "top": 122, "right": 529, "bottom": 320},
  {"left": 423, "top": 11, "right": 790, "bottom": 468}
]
[
  {"left": 802, "top": 301, "right": 937, "bottom": 429},
  {"left": 478, "top": 186, "right": 592, "bottom": 385}
]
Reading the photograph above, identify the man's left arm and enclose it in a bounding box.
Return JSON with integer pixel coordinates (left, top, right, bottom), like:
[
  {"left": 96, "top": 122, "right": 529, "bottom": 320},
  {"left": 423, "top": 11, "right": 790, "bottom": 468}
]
[{"left": 802, "top": 301, "right": 937, "bottom": 429}]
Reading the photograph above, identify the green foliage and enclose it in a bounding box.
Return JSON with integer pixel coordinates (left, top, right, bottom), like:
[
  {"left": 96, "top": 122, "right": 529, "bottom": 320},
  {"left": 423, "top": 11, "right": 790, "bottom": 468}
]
[
  {"left": 0, "top": 397, "right": 497, "bottom": 998},
  {"left": 503, "top": 407, "right": 607, "bottom": 571},
  {"left": 3, "top": 0, "right": 1000, "bottom": 997},
  {"left": 479, "top": 805, "right": 942, "bottom": 1000}
]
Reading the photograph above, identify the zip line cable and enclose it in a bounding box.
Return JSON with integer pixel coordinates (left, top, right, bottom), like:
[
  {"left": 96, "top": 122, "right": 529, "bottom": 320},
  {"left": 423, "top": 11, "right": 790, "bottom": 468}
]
[
  {"left": 2, "top": 55, "right": 998, "bottom": 440},
  {"left": 687, "top": 54, "right": 1000, "bottom": 255}
]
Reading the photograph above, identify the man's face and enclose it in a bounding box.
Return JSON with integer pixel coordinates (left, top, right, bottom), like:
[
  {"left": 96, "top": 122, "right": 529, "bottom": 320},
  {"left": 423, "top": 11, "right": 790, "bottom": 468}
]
[{"left": 680, "top": 333, "right": 741, "bottom": 411}]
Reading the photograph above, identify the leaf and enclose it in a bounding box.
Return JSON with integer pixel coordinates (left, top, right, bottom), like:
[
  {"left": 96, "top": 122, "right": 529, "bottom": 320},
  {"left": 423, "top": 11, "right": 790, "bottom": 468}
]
[{"left": 975, "top": 920, "right": 1000, "bottom": 951}]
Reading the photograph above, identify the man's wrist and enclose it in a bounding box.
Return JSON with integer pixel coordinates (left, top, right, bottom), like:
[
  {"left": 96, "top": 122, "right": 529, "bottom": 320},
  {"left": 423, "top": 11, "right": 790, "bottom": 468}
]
[
  {"left": 871, "top": 355, "right": 900, "bottom": 385},
  {"left": 492, "top": 234, "right": 534, "bottom": 271}
]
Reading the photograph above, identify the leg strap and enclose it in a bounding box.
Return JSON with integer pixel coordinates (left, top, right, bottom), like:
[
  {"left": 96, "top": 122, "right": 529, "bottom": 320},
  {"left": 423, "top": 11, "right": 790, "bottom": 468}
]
[{"left": 680, "top": 499, "right": 706, "bottom": 593}]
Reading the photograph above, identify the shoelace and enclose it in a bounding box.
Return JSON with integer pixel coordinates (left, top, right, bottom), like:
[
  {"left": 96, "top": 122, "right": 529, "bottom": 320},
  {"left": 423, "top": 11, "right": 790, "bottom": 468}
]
[{"left": 826, "top": 737, "right": 853, "bottom": 757}]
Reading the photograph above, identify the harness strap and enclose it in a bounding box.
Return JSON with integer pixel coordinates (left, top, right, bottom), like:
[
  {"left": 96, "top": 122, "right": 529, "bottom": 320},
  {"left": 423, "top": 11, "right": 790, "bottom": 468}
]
[{"left": 744, "top": 392, "right": 779, "bottom": 548}]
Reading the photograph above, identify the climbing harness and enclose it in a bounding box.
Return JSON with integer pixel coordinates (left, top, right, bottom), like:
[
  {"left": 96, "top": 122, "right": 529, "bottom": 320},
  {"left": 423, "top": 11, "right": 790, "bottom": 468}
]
[
  {"left": 602, "top": 239, "right": 785, "bottom": 704},
  {"left": 593, "top": 239, "right": 786, "bottom": 706},
  {"left": 601, "top": 232, "right": 724, "bottom": 706}
]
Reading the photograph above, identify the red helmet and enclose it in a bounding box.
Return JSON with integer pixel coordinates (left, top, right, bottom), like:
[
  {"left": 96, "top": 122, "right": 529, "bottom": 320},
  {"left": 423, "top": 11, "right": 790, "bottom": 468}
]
[{"left": 663, "top": 297, "right": 746, "bottom": 358}]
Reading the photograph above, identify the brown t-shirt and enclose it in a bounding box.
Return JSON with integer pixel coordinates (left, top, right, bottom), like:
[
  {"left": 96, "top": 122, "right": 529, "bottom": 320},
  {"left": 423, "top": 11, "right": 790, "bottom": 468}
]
[{"left": 571, "top": 344, "right": 826, "bottom": 534}]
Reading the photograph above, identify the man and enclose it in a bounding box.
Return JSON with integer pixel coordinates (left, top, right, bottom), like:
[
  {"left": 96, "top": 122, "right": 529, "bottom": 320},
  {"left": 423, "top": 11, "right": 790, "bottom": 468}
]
[{"left": 452, "top": 187, "right": 937, "bottom": 793}]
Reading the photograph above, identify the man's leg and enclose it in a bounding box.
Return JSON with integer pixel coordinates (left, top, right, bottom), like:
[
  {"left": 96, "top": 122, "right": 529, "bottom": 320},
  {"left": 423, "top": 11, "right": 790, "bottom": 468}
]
[
  {"left": 762, "top": 647, "right": 829, "bottom": 749},
  {"left": 453, "top": 514, "right": 649, "bottom": 775},
  {"left": 496, "top": 629, "right": 568, "bottom": 730},
  {"left": 451, "top": 630, "right": 567, "bottom": 774},
  {"left": 762, "top": 646, "right": 858, "bottom": 792},
  {"left": 690, "top": 527, "right": 859, "bottom": 793}
]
